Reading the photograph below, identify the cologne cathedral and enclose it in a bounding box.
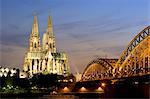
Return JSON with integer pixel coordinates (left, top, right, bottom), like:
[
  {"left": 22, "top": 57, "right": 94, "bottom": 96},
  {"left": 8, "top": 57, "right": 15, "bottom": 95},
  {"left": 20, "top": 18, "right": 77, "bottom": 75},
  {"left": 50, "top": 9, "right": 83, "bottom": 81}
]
[{"left": 23, "top": 15, "right": 70, "bottom": 77}]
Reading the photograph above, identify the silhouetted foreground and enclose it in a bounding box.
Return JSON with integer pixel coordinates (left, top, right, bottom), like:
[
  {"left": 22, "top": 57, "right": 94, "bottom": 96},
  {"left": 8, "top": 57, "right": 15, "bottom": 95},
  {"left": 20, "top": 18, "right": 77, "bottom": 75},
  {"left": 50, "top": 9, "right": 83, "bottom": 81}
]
[
  {"left": 72, "top": 75, "right": 150, "bottom": 98},
  {"left": 1, "top": 75, "right": 149, "bottom": 98},
  {"left": 1, "top": 83, "right": 149, "bottom": 98}
]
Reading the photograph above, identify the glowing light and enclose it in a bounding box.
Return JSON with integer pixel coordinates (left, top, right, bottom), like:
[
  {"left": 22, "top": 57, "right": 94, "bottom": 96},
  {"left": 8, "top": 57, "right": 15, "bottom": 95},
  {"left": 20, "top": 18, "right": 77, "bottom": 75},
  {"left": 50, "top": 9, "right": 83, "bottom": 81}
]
[
  {"left": 10, "top": 74, "right": 13, "bottom": 77},
  {"left": 97, "top": 87, "right": 104, "bottom": 91},
  {"left": 4, "top": 73, "right": 7, "bottom": 77},
  {"left": 11, "top": 69, "right": 16, "bottom": 74},
  {"left": 80, "top": 87, "right": 87, "bottom": 92},
  {"left": 33, "top": 65, "right": 37, "bottom": 70},
  {"left": 119, "top": 67, "right": 122, "bottom": 71},
  {"left": 0, "top": 72, "right": 3, "bottom": 77},
  {"left": 5, "top": 68, "right": 9, "bottom": 73},
  {"left": 112, "top": 69, "right": 115, "bottom": 73},
  {"left": 101, "top": 83, "right": 106, "bottom": 87},
  {"left": 2, "top": 87, "right": 6, "bottom": 90},
  {"left": 63, "top": 87, "right": 70, "bottom": 93},
  {"left": 134, "top": 82, "right": 139, "bottom": 84},
  {"left": 1, "top": 68, "right": 4, "bottom": 72}
]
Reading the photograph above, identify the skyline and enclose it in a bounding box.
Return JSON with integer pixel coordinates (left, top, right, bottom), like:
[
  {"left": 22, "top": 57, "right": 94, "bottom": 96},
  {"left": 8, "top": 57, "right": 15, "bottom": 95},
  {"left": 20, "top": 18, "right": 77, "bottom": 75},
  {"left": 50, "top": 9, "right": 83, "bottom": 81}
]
[{"left": 0, "top": 0, "right": 150, "bottom": 73}]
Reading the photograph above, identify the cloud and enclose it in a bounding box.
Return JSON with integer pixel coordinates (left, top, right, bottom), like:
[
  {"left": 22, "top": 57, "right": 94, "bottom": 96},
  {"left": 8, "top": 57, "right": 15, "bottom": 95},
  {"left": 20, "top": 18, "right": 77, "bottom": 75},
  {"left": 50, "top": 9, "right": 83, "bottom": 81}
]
[
  {"left": 56, "top": 20, "right": 86, "bottom": 30},
  {"left": 54, "top": 17, "right": 148, "bottom": 74},
  {"left": 0, "top": 44, "right": 26, "bottom": 70},
  {"left": 1, "top": 0, "right": 149, "bottom": 74},
  {"left": 1, "top": 24, "right": 28, "bottom": 47}
]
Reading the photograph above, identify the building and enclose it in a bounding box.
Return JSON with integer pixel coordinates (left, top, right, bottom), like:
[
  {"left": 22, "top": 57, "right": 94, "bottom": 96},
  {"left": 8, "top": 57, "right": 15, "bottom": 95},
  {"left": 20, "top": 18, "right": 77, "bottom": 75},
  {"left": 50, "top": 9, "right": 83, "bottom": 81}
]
[
  {"left": 19, "top": 71, "right": 28, "bottom": 78},
  {"left": 0, "top": 66, "right": 19, "bottom": 78},
  {"left": 23, "top": 15, "right": 70, "bottom": 77}
]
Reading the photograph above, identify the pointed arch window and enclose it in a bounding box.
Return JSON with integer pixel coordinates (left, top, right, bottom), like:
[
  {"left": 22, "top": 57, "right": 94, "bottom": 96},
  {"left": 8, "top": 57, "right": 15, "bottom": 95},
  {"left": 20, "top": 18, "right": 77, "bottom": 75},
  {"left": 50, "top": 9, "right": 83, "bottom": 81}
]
[
  {"left": 32, "top": 60, "right": 34, "bottom": 70},
  {"left": 34, "top": 43, "right": 36, "bottom": 48},
  {"left": 50, "top": 44, "right": 52, "bottom": 49}
]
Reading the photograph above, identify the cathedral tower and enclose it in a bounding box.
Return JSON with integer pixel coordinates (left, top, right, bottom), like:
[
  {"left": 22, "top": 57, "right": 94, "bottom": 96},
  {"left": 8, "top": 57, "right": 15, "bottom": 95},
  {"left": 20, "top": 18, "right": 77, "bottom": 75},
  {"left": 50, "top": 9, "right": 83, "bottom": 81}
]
[
  {"left": 29, "top": 15, "right": 41, "bottom": 52},
  {"left": 23, "top": 15, "right": 42, "bottom": 76},
  {"left": 23, "top": 15, "right": 70, "bottom": 77},
  {"left": 42, "top": 16, "right": 56, "bottom": 53}
]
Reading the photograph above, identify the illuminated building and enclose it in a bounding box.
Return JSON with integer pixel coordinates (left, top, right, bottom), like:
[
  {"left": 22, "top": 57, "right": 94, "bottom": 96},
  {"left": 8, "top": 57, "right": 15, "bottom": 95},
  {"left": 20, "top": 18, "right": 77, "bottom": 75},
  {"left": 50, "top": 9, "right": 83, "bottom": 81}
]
[
  {"left": 0, "top": 66, "right": 19, "bottom": 77},
  {"left": 23, "top": 15, "right": 70, "bottom": 77}
]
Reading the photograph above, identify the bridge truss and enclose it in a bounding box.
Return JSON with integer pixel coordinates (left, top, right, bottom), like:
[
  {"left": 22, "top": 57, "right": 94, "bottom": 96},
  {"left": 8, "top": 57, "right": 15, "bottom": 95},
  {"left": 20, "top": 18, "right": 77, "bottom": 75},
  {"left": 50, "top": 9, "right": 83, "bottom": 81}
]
[{"left": 81, "top": 26, "right": 150, "bottom": 82}]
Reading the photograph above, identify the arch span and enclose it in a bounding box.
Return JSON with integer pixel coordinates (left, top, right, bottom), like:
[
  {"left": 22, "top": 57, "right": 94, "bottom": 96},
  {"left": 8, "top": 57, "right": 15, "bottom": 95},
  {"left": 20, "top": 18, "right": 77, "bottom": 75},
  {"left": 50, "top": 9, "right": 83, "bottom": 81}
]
[
  {"left": 114, "top": 26, "right": 150, "bottom": 77},
  {"left": 80, "top": 26, "right": 150, "bottom": 81},
  {"left": 81, "top": 58, "right": 118, "bottom": 81}
]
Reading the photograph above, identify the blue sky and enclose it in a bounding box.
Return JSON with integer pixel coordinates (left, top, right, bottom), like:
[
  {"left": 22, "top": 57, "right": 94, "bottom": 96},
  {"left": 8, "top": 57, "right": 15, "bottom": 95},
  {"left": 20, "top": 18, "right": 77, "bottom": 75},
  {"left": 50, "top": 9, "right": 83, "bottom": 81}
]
[{"left": 0, "top": 0, "right": 149, "bottom": 73}]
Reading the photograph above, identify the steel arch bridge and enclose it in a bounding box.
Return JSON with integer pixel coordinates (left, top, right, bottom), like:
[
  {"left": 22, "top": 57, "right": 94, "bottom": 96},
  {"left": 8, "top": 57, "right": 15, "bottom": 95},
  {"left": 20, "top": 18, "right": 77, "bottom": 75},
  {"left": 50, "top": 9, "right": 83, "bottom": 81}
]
[
  {"left": 81, "top": 58, "right": 118, "bottom": 81},
  {"left": 81, "top": 26, "right": 150, "bottom": 82},
  {"left": 113, "top": 26, "right": 150, "bottom": 77}
]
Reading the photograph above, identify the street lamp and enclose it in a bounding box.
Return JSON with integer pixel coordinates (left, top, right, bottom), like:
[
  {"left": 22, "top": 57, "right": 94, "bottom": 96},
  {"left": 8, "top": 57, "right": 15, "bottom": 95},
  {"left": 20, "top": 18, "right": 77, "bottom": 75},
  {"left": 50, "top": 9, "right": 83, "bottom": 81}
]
[
  {"left": 97, "top": 87, "right": 103, "bottom": 91},
  {"left": 63, "top": 87, "right": 70, "bottom": 93},
  {"left": 79, "top": 87, "right": 87, "bottom": 92},
  {"left": 101, "top": 83, "right": 106, "bottom": 87}
]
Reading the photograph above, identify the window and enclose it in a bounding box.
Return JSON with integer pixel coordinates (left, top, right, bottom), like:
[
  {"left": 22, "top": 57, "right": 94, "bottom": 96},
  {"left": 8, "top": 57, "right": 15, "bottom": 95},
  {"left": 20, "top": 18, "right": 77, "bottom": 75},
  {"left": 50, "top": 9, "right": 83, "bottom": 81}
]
[{"left": 34, "top": 43, "right": 36, "bottom": 48}]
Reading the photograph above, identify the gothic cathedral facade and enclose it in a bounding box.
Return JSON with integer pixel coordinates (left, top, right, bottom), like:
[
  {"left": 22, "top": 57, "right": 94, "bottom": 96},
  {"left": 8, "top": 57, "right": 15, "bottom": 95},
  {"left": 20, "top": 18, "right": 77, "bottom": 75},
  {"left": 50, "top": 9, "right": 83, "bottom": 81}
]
[{"left": 23, "top": 15, "right": 70, "bottom": 77}]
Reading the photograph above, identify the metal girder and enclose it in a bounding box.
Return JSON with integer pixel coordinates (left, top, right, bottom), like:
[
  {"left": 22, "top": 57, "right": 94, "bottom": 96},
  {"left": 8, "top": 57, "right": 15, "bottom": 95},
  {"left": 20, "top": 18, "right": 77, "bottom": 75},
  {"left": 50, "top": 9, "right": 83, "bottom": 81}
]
[
  {"left": 115, "top": 26, "right": 150, "bottom": 68},
  {"left": 81, "top": 58, "right": 116, "bottom": 81}
]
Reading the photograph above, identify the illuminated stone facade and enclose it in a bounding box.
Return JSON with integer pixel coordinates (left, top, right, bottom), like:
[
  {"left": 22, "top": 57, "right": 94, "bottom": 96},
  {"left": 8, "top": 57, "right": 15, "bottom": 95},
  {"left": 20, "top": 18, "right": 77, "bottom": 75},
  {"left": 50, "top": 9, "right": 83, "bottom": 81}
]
[{"left": 23, "top": 15, "right": 70, "bottom": 77}]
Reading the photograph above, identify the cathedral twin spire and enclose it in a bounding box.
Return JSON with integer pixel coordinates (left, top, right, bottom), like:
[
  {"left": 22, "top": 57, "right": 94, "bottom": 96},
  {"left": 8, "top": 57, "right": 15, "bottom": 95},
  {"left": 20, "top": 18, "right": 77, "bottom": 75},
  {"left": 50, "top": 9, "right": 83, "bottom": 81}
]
[
  {"left": 31, "top": 15, "right": 39, "bottom": 37},
  {"left": 31, "top": 15, "right": 53, "bottom": 37},
  {"left": 24, "top": 15, "right": 70, "bottom": 76},
  {"left": 47, "top": 16, "right": 53, "bottom": 37},
  {"left": 29, "top": 15, "right": 55, "bottom": 52}
]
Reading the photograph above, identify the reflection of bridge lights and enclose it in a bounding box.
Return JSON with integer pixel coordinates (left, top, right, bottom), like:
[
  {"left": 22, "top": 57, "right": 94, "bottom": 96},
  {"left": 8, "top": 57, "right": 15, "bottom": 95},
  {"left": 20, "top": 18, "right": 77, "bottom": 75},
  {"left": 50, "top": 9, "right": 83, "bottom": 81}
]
[
  {"left": 80, "top": 87, "right": 87, "bottom": 92},
  {"left": 101, "top": 83, "right": 106, "bottom": 87},
  {"left": 63, "top": 87, "right": 70, "bottom": 93},
  {"left": 134, "top": 82, "right": 139, "bottom": 84}
]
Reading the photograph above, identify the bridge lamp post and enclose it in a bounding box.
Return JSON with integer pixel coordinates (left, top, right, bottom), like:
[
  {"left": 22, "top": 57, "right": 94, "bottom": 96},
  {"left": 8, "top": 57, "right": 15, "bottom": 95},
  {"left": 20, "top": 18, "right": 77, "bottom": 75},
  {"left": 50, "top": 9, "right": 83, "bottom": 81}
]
[
  {"left": 101, "top": 83, "right": 106, "bottom": 87},
  {"left": 79, "top": 87, "right": 87, "bottom": 92},
  {"left": 62, "top": 87, "right": 70, "bottom": 93},
  {"left": 96, "top": 87, "right": 104, "bottom": 92}
]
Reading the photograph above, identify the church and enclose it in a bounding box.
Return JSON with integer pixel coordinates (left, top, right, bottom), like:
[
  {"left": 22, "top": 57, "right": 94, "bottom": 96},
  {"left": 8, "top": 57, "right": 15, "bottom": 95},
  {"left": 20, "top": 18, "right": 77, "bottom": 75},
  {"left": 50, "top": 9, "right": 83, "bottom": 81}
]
[{"left": 23, "top": 15, "right": 70, "bottom": 77}]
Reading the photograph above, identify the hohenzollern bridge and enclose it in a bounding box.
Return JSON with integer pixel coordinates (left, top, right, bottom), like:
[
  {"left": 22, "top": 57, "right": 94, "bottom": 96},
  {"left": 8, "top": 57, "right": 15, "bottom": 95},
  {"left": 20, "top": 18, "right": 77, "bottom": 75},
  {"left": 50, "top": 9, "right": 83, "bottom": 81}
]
[
  {"left": 81, "top": 26, "right": 150, "bottom": 82},
  {"left": 58, "top": 26, "right": 149, "bottom": 97}
]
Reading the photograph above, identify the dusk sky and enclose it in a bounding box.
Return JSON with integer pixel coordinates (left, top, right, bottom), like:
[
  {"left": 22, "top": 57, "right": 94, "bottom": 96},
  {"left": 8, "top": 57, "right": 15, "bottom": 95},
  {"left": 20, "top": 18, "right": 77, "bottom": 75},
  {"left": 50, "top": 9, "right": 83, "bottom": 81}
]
[{"left": 0, "top": 0, "right": 150, "bottom": 74}]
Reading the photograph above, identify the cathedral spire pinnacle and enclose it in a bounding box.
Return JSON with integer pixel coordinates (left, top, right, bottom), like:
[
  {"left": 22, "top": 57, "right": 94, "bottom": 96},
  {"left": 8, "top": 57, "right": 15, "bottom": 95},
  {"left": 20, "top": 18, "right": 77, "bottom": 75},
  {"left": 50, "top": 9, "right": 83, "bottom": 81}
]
[
  {"left": 31, "top": 14, "right": 39, "bottom": 36},
  {"left": 46, "top": 16, "right": 53, "bottom": 36}
]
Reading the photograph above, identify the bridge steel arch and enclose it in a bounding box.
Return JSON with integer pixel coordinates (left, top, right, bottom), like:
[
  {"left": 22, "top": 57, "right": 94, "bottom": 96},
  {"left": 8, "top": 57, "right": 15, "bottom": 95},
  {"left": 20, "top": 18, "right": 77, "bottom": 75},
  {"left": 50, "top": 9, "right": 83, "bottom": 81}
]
[
  {"left": 80, "top": 26, "right": 150, "bottom": 82},
  {"left": 81, "top": 58, "right": 116, "bottom": 81},
  {"left": 114, "top": 26, "right": 150, "bottom": 77}
]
